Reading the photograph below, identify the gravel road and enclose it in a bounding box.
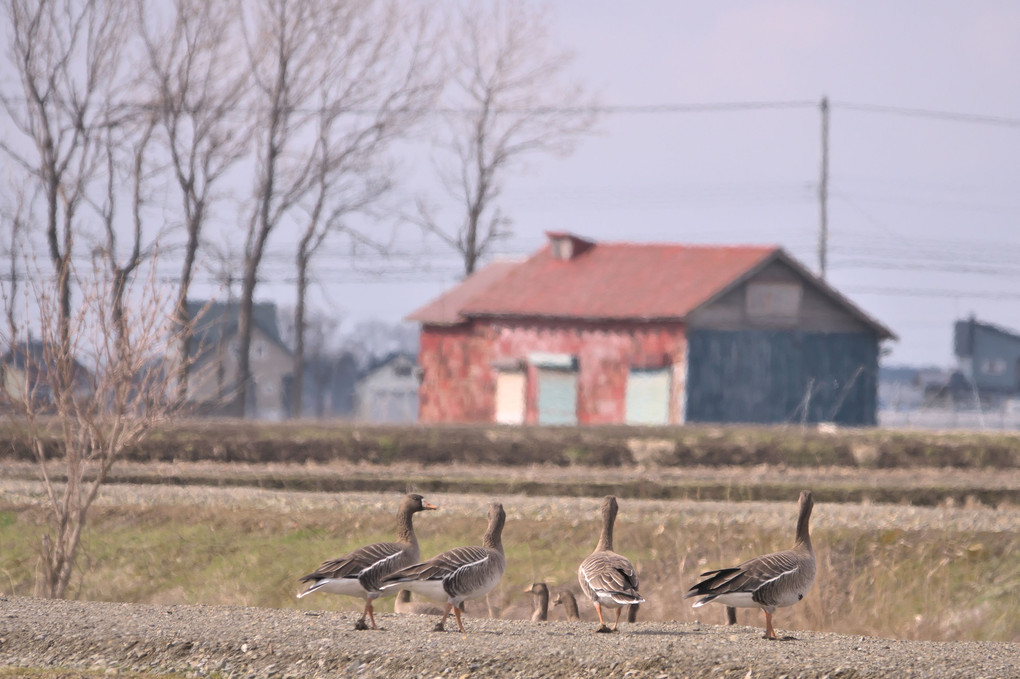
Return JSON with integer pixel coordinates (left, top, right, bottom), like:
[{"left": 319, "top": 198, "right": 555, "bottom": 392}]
[{"left": 1, "top": 595, "right": 1017, "bottom": 678}]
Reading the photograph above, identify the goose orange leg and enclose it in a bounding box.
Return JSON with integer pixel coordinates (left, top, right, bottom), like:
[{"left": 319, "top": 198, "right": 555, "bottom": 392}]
[
  {"left": 434, "top": 603, "right": 453, "bottom": 631},
  {"left": 354, "top": 600, "right": 372, "bottom": 630},
  {"left": 594, "top": 603, "right": 612, "bottom": 633},
  {"left": 453, "top": 605, "right": 466, "bottom": 632},
  {"left": 611, "top": 607, "right": 623, "bottom": 631},
  {"left": 763, "top": 611, "right": 777, "bottom": 640}
]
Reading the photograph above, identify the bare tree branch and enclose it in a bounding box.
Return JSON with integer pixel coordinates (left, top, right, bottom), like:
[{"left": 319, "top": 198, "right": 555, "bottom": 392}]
[
  {"left": 135, "top": 0, "right": 252, "bottom": 403},
  {"left": 417, "top": 0, "right": 598, "bottom": 275},
  {"left": 235, "top": 0, "right": 441, "bottom": 418}
]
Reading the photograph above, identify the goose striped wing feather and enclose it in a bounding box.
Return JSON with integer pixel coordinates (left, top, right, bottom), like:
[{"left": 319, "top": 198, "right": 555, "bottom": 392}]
[
  {"left": 382, "top": 546, "right": 503, "bottom": 596},
  {"left": 686, "top": 548, "right": 801, "bottom": 602},
  {"left": 579, "top": 551, "right": 644, "bottom": 604},
  {"left": 300, "top": 541, "right": 412, "bottom": 590}
]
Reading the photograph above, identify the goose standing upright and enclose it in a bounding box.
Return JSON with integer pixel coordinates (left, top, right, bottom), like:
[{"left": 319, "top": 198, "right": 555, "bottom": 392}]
[
  {"left": 381, "top": 502, "right": 506, "bottom": 633},
  {"left": 553, "top": 590, "right": 580, "bottom": 621},
  {"left": 524, "top": 582, "right": 549, "bottom": 621},
  {"left": 577, "top": 495, "right": 645, "bottom": 632},
  {"left": 685, "top": 490, "right": 816, "bottom": 640},
  {"left": 296, "top": 493, "right": 437, "bottom": 630}
]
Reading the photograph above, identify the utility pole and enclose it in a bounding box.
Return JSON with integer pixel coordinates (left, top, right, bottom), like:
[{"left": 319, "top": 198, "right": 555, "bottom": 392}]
[{"left": 818, "top": 96, "right": 830, "bottom": 280}]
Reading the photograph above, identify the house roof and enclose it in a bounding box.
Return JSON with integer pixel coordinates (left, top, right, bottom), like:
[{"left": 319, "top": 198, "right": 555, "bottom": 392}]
[
  {"left": 405, "top": 259, "right": 521, "bottom": 325},
  {"left": 1, "top": 339, "right": 92, "bottom": 385},
  {"left": 406, "top": 233, "right": 895, "bottom": 340},
  {"left": 185, "top": 300, "right": 291, "bottom": 357}
]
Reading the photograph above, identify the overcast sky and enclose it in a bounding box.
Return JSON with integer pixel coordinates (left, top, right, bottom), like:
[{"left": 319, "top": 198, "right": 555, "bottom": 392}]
[
  {"left": 183, "top": 2, "right": 1020, "bottom": 367},
  {"left": 505, "top": 1, "right": 1020, "bottom": 369}
]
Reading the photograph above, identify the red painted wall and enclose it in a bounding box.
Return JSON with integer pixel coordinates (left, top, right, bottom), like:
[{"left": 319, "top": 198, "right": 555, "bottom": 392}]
[{"left": 418, "top": 319, "right": 687, "bottom": 424}]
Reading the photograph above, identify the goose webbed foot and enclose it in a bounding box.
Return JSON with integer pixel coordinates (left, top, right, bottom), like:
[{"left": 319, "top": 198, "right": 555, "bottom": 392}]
[
  {"left": 595, "top": 624, "right": 613, "bottom": 633},
  {"left": 353, "top": 618, "right": 370, "bottom": 631},
  {"left": 433, "top": 621, "right": 446, "bottom": 632}
]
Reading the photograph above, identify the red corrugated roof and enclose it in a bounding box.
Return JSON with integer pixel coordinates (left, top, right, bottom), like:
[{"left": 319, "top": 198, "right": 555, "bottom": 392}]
[
  {"left": 406, "top": 259, "right": 521, "bottom": 325},
  {"left": 407, "top": 236, "right": 895, "bottom": 338},
  {"left": 461, "top": 241, "right": 778, "bottom": 320}
]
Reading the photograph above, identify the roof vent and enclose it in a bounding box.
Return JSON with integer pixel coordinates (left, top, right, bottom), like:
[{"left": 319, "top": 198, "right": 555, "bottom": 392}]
[{"left": 546, "top": 232, "right": 594, "bottom": 261}]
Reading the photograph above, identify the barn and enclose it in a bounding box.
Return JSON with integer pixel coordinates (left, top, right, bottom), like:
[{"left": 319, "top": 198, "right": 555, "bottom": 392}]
[{"left": 407, "top": 232, "right": 895, "bottom": 426}]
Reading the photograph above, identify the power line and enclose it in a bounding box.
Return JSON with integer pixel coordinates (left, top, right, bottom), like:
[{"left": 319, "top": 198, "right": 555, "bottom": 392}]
[
  {"left": 845, "top": 286, "right": 1020, "bottom": 300},
  {"left": 833, "top": 101, "right": 1020, "bottom": 128}
]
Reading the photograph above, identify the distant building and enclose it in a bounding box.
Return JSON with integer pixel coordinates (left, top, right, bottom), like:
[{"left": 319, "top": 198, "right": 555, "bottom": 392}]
[
  {"left": 296, "top": 352, "right": 358, "bottom": 419},
  {"left": 878, "top": 365, "right": 950, "bottom": 411},
  {"left": 355, "top": 352, "right": 419, "bottom": 423},
  {"left": 0, "top": 339, "right": 91, "bottom": 408},
  {"left": 408, "top": 232, "right": 895, "bottom": 426},
  {"left": 953, "top": 316, "right": 1020, "bottom": 403},
  {"left": 182, "top": 300, "right": 293, "bottom": 420}
]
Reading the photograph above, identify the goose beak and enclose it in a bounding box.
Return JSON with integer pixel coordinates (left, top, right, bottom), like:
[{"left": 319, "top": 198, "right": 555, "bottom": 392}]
[{"left": 423, "top": 501, "right": 439, "bottom": 511}]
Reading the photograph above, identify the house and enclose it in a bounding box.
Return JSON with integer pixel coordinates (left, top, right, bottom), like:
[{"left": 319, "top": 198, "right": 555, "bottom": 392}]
[
  {"left": 355, "top": 352, "right": 419, "bottom": 423},
  {"left": 407, "top": 232, "right": 895, "bottom": 426},
  {"left": 878, "top": 365, "right": 950, "bottom": 411},
  {"left": 182, "top": 300, "right": 293, "bottom": 420},
  {"left": 0, "top": 339, "right": 92, "bottom": 408},
  {"left": 953, "top": 316, "right": 1020, "bottom": 403},
  {"left": 296, "top": 352, "right": 359, "bottom": 419}
]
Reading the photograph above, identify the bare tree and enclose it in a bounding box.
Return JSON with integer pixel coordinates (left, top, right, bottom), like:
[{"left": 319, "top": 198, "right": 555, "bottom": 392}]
[
  {"left": 0, "top": 0, "right": 191, "bottom": 599},
  {"left": 1, "top": 249, "right": 188, "bottom": 598},
  {"left": 0, "top": 0, "right": 131, "bottom": 354},
  {"left": 235, "top": 0, "right": 440, "bottom": 418},
  {"left": 0, "top": 185, "right": 29, "bottom": 335},
  {"left": 418, "top": 0, "right": 598, "bottom": 275},
  {"left": 278, "top": 305, "right": 341, "bottom": 418},
  {"left": 136, "top": 0, "right": 252, "bottom": 403}
]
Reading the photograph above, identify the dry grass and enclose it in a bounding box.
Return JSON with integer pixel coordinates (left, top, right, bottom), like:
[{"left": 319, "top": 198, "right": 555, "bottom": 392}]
[
  {"left": 4, "top": 419, "right": 1020, "bottom": 468},
  {"left": 1, "top": 494, "right": 1016, "bottom": 643}
]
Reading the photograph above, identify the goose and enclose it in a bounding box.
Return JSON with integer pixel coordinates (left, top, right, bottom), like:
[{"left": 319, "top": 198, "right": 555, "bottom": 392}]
[
  {"left": 577, "top": 495, "right": 645, "bottom": 632},
  {"left": 381, "top": 501, "right": 506, "bottom": 632},
  {"left": 553, "top": 590, "right": 580, "bottom": 621},
  {"left": 524, "top": 582, "right": 549, "bottom": 621},
  {"left": 685, "top": 489, "right": 816, "bottom": 640},
  {"left": 394, "top": 589, "right": 445, "bottom": 616},
  {"left": 296, "top": 493, "right": 437, "bottom": 630}
]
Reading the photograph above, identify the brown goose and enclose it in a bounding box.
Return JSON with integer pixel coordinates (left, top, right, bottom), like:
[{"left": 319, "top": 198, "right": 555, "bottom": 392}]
[
  {"left": 553, "top": 590, "right": 580, "bottom": 621},
  {"left": 296, "top": 493, "right": 437, "bottom": 630},
  {"left": 577, "top": 496, "right": 645, "bottom": 632},
  {"left": 381, "top": 502, "right": 506, "bottom": 632},
  {"left": 394, "top": 589, "right": 445, "bottom": 616},
  {"left": 524, "top": 582, "right": 549, "bottom": 621},
  {"left": 685, "top": 490, "right": 816, "bottom": 640}
]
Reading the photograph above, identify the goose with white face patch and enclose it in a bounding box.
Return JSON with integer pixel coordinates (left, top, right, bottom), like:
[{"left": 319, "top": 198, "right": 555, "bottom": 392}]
[
  {"left": 685, "top": 490, "right": 817, "bottom": 640},
  {"left": 296, "top": 493, "right": 437, "bottom": 630}
]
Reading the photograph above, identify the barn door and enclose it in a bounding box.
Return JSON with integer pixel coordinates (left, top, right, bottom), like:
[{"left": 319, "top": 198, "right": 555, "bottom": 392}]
[
  {"left": 625, "top": 367, "right": 671, "bottom": 425},
  {"left": 494, "top": 370, "right": 526, "bottom": 424},
  {"left": 537, "top": 368, "right": 578, "bottom": 424}
]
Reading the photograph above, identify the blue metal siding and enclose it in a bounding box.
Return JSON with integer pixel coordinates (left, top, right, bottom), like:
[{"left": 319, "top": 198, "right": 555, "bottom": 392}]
[
  {"left": 955, "top": 321, "right": 1020, "bottom": 393},
  {"left": 685, "top": 330, "right": 879, "bottom": 425}
]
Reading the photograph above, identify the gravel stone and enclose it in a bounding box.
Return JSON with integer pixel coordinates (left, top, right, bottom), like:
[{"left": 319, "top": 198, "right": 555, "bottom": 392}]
[{"left": 1, "top": 596, "right": 1017, "bottom": 678}]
